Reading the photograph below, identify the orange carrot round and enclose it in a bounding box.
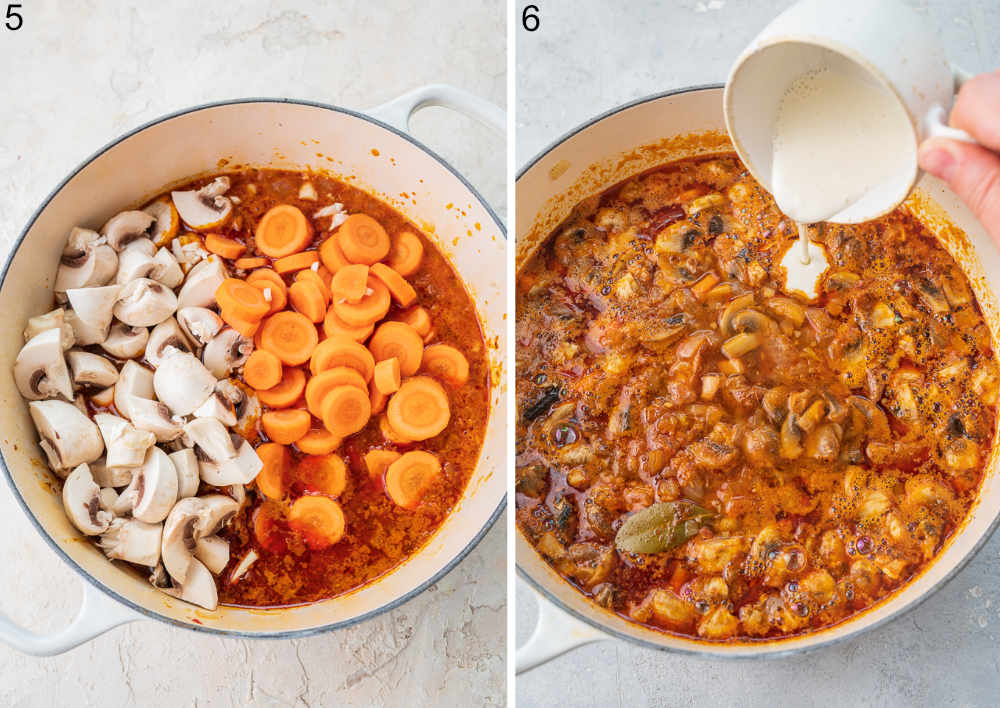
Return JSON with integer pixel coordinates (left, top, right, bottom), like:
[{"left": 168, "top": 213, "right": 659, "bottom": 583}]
[
  {"left": 295, "top": 428, "right": 342, "bottom": 456},
  {"left": 386, "top": 376, "right": 450, "bottom": 441},
  {"left": 387, "top": 231, "right": 423, "bottom": 277},
  {"left": 255, "top": 442, "right": 290, "bottom": 500},
  {"left": 235, "top": 256, "right": 268, "bottom": 271},
  {"left": 310, "top": 335, "right": 375, "bottom": 380},
  {"left": 320, "top": 385, "right": 372, "bottom": 438},
  {"left": 338, "top": 214, "right": 390, "bottom": 264},
  {"left": 420, "top": 344, "right": 470, "bottom": 387},
  {"left": 256, "top": 204, "right": 313, "bottom": 258},
  {"left": 221, "top": 307, "right": 261, "bottom": 338},
  {"left": 262, "top": 409, "right": 311, "bottom": 445},
  {"left": 371, "top": 262, "right": 417, "bottom": 307},
  {"left": 319, "top": 234, "right": 350, "bottom": 274},
  {"left": 368, "top": 321, "right": 423, "bottom": 376},
  {"left": 379, "top": 412, "right": 413, "bottom": 443},
  {"left": 244, "top": 349, "right": 283, "bottom": 390},
  {"left": 247, "top": 268, "right": 288, "bottom": 314},
  {"left": 274, "top": 250, "right": 319, "bottom": 274},
  {"left": 331, "top": 263, "right": 370, "bottom": 304},
  {"left": 333, "top": 276, "right": 391, "bottom": 327},
  {"left": 296, "top": 454, "right": 347, "bottom": 497},
  {"left": 305, "top": 367, "right": 367, "bottom": 417},
  {"left": 364, "top": 449, "right": 401, "bottom": 483},
  {"left": 373, "top": 357, "right": 401, "bottom": 395},
  {"left": 288, "top": 495, "right": 345, "bottom": 549},
  {"left": 247, "top": 267, "right": 285, "bottom": 290},
  {"left": 323, "top": 307, "right": 374, "bottom": 343},
  {"left": 259, "top": 311, "right": 318, "bottom": 366},
  {"left": 205, "top": 233, "right": 247, "bottom": 259},
  {"left": 216, "top": 278, "right": 270, "bottom": 321},
  {"left": 385, "top": 451, "right": 441, "bottom": 509},
  {"left": 397, "top": 306, "right": 432, "bottom": 337},
  {"left": 295, "top": 268, "right": 331, "bottom": 303},
  {"left": 256, "top": 366, "right": 306, "bottom": 408},
  {"left": 288, "top": 280, "right": 327, "bottom": 323}
]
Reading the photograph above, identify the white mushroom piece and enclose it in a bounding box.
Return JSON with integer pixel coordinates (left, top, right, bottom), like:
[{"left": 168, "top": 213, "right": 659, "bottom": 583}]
[
  {"left": 23, "top": 308, "right": 75, "bottom": 350},
  {"left": 53, "top": 227, "right": 118, "bottom": 295},
  {"left": 66, "top": 350, "right": 119, "bottom": 389},
  {"left": 160, "top": 494, "right": 239, "bottom": 610},
  {"left": 192, "top": 390, "right": 237, "bottom": 427},
  {"left": 113, "top": 447, "right": 178, "bottom": 523},
  {"left": 98, "top": 486, "right": 119, "bottom": 512},
  {"left": 113, "top": 278, "right": 178, "bottom": 328},
  {"left": 65, "top": 284, "right": 120, "bottom": 345},
  {"left": 99, "top": 518, "right": 163, "bottom": 566},
  {"left": 13, "top": 328, "right": 74, "bottom": 401},
  {"left": 143, "top": 198, "right": 179, "bottom": 247},
  {"left": 101, "top": 210, "right": 155, "bottom": 252},
  {"left": 113, "top": 361, "right": 183, "bottom": 442},
  {"left": 202, "top": 327, "right": 253, "bottom": 378},
  {"left": 169, "top": 448, "right": 201, "bottom": 499},
  {"left": 114, "top": 238, "right": 158, "bottom": 284},
  {"left": 182, "top": 418, "right": 262, "bottom": 486},
  {"left": 28, "top": 400, "right": 104, "bottom": 473},
  {"left": 62, "top": 463, "right": 112, "bottom": 535},
  {"left": 194, "top": 535, "right": 230, "bottom": 575},
  {"left": 154, "top": 349, "right": 216, "bottom": 416},
  {"left": 145, "top": 318, "right": 194, "bottom": 367},
  {"left": 91, "top": 385, "right": 115, "bottom": 408},
  {"left": 95, "top": 413, "right": 155, "bottom": 469},
  {"left": 171, "top": 176, "right": 233, "bottom": 231},
  {"left": 216, "top": 378, "right": 259, "bottom": 438},
  {"left": 90, "top": 457, "right": 133, "bottom": 488},
  {"left": 177, "top": 307, "right": 224, "bottom": 351},
  {"left": 101, "top": 323, "right": 149, "bottom": 359},
  {"left": 176, "top": 256, "right": 228, "bottom": 310},
  {"left": 151, "top": 248, "right": 184, "bottom": 289},
  {"left": 113, "top": 360, "right": 154, "bottom": 418}
]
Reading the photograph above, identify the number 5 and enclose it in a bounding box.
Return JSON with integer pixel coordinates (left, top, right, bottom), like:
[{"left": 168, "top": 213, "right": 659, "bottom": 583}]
[
  {"left": 522, "top": 4, "right": 539, "bottom": 32},
  {"left": 6, "top": 3, "right": 22, "bottom": 30}
]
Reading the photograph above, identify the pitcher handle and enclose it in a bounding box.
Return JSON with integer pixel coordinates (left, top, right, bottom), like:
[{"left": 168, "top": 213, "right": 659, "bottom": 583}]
[
  {"left": 923, "top": 66, "right": 977, "bottom": 144},
  {"left": 368, "top": 84, "right": 505, "bottom": 136},
  {"left": 516, "top": 576, "right": 609, "bottom": 674}
]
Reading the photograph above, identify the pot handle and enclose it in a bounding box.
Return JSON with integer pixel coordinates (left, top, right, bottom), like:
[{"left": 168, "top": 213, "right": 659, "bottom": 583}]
[
  {"left": 516, "top": 577, "right": 610, "bottom": 674},
  {"left": 368, "top": 84, "right": 505, "bottom": 136},
  {"left": 0, "top": 579, "right": 140, "bottom": 656}
]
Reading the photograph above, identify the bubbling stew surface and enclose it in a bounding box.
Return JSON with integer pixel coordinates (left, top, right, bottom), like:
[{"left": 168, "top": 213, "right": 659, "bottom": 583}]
[{"left": 516, "top": 153, "right": 998, "bottom": 640}]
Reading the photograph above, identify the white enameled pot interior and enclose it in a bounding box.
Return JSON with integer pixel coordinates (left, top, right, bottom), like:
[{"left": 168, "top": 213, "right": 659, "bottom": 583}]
[
  {"left": 0, "top": 100, "right": 506, "bottom": 635},
  {"left": 516, "top": 86, "right": 1000, "bottom": 656}
]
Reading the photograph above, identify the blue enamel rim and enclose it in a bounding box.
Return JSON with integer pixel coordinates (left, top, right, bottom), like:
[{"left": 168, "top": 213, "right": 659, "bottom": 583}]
[
  {"left": 0, "top": 97, "right": 506, "bottom": 639},
  {"left": 515, "top": 84, "right": 1000, "bottom": 660}
]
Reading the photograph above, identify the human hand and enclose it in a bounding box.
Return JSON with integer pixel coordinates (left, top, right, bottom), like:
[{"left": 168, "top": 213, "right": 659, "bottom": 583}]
[{"left": 918, "top": 70, "right": 1000, "bottom": 243}]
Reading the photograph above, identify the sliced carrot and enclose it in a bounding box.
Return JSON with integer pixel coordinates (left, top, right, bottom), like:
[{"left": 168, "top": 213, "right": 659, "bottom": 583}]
[
  {"left": 370, "top": 384, "right": 388, "bottom": 415},
  {"left": 305, "top": 367, "right": 367, "bottom": 417},
  {"left": 371, "top": 262, "right": 417, "bottom": 307},
  {"left": 247, "top": 268, "right": 285, "bottom": 290},
  {"left": 205, "top": 233, "right": 247, "bottom": 259},
  {"left": 243, "top": 349, "right": 283, "bottom": 390},
  {"left": 373, "top": 357, "right": 401, "bottom": 395},
  {"left": 315, "top": 264, "right": 333, "bottom": 289},
  {"left": 296, "top": 454, "right": 347, "bottom": 497},
  {"left": 385, "top": 451, "right": 441, "bottom": 509},
  {"left": 255, "top": 442, "right": 289, "bottom": 500},
  {"left": 333, "top": 276, "right": 391, "bottom": 327},
  {"left": 296, "top": 428, "right": 342, "bottom": 456},
  {"left": 331, "top": 264, "right": 370, "bottom": 304},
  {"left": 259, "top": 311, "right": 319, "bottom": 366},
  {"left": 256, "top": 366, "right": 306, "bottom": 408},
  {"left": 320, "top": 385, "right": 372, "bottom": 437},
  {"left": 288, "top": 495, "right": 345, "bottom": 549},
  {"left": 420, "top": 344, "right": 470, "bottom": 387},
  {"left": 254, "top": 500, "right": 287, "bottom": 553},
  {"left": 295, "top": 268, "right": 331, "bottom": 303},
  {"left": 386, "top": 376, "right": 450, "bottom": 441},
  {"left": 364, "top": 449, "right": 401, "bottom": 482},
  {"left": 221, "top": 307, "right": 261, "bottom": 338},
  {"left": 217, "top": 278, "right": 270, "bottom": 321},
  {"left": 397, "top": 306, "right": 432, "bottom": 337},
  {"left": 310, "top": 336, "right": 375, "bottom": 380},
  {"left": 262, "top": 408, "right": 311, "bottom": 445},
  {"left": 247, "top": 268, "right": 288, "bottom": 314},
  {"left": 235, "top": 256, "right": 268, "bottom": 270},
  {"left": 379, "top": 412, "right": 413, "bottom": 443},
  {"left": 368, "top": 321, "right": 424, "bottom": 376},
  {"left": 338, "top": 214, "right": 390, "bottom": 264},
  {"left": 323, "top": 307, "right": 374, "bottom": 343},
  {"left": 274, "top": 250, "right": 319, "bottom": 274},
  {"left": 319, "top": 233, "right": 351, "bottom": 274},
  {"left": 288, "top": 280, "right": 327, "bottom": 323},
  {"left": 256, "top": 204, "right": 313, "bottom": 258},
  {"left": 387, "top": 230, "right": 424, "bottom": 277}
]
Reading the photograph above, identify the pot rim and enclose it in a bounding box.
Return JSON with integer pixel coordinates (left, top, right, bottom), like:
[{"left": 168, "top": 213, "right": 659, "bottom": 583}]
[
  {"left": 0, "top": 96, "right": 506, "bottom": 639},
  {"left": 514, "top": 83, "right": 1000, "bottom": 658}
]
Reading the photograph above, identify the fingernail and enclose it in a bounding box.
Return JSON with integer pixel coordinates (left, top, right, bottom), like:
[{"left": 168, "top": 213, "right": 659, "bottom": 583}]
[{"left": 919, "top": 144, "right": 957, "bottom": 181}]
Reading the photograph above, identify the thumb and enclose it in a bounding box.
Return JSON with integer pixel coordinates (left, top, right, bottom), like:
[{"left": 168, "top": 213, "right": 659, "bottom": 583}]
[{"left": 918, "top": 137, "right": 1000, "bottom": 244}]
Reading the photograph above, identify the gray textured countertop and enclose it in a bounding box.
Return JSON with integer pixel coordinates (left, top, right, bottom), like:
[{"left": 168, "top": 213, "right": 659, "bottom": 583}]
[
  {"left": 516, "top": 1, "right": 1000, "bottom": 706},
  {"left": 0, "top": 2, "right": 505, "bottom": 705}
]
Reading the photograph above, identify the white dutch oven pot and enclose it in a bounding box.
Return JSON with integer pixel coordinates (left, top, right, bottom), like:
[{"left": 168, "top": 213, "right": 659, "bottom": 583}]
[
  {"left": 0, "top": 85, "right": 506, "bottom": 655},
  {"left": 516, "top": 85, "right": 1000, "bottom": 671}
]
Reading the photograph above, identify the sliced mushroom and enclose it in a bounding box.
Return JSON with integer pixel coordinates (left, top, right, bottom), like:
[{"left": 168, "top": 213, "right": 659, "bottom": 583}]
[
  {"left": 113, "top": 278, "right": 178, "bottom": 327},
  {"left": 215, "top": 380, "right": 259, "bottom": 437},
  {"left": 143, "top": 198, "right": 179, "bottom": 247},
  {"left": 114, "top": 361, "right": 154, "bottom": 419},
  {"left": 202, "top": 327, "right": 252, "bottom": 378},
  {"left": 62, "top": 463, "right": 112, "bottom": 535},
  {"left": 169, "top": 448, "right": 200, "bottom": 498},
  {"left": 161, "top": 496, "right": 206, "bottom": 584},
  {"left": 90, "top": 457, "right": 133, "bottom": 487},
  {"left": 194, "top": 535, "right": 230, "bottom": 575},
  {"left": 23, "top": 308, "right": 75, "bottom": 350},
  {"left": 171, "top": 176, "right": 233, "bottom": 230},
  {"left": 65, "top": 285, "right": 121, "bottom": 345},
  {"left": 98, "top": 486, "right": 119, "bottom": 512},
  {"left": 145, "top": 318, "right": 193, "bottom": 368},
  {"left": 14, "top": 328, "right": 74, "bottom": 401},
  {"left": 130, "top": 447, "right": 179, "bottom": 524},
  {"left": 99, "top": 518, "right": 163, "bottom": 566},
  {"left": 183, "top": 416, "right": 236, "bottom": 462},
  {"left": 192, "top": 391, "right": 237, "bottom": 427},
  {"left": 176, "top": 256, "right": 228, "bottom": 310},
  {"left": 162, "top": 556, "right": 218, "bottom": 610},
  {"left": 197, "top": 493, "right": 240, "bottom": 536},
  {"left": 54, "top": 227, "right": 118, "bottom": 293},
  {"left": 28, "top": 399, "right": 103, "bottom": 472},
  {"left": 154, "top": 349, "right": 216, "bottom": 416},
  {"left": 229, "top": 549, "right": 258, "bottom": 583},
  {"left": 128, "top": 398, "right": 184, "bottom": 442},
  {"left": 67, "top": 350, "right": 119, "bottom": 388},
  {"left": 150, "top": 248, "right": 184, "bottom": 289},
  {"left": 115, "top": 239, "right": 158, "bottom": 283},
  {"left": 100, "top": 323, "right": 149, "bottom": 359},
  {"left": 95, "top": 413, "right": 156, "bottom": 469},
  {"left": 171, "top": 234, "right": 209, "bottom": 268},
  {"left": 199, "top": 438, "right": 263, "bottom": 487},
  {"left": 100, "top": 210, "right": 155, "bottom": 251},
  {"left": 91, "top": 384, "right": 116, "bottom": 408}
]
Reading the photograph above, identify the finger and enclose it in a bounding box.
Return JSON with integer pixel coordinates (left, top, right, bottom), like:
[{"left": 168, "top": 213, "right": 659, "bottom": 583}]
[
  {"left": 950, "top": 70, "right": 1000, "bottom": 152},
  {"left": 919, "top": 137, "right": 1000, "bottom": 244}
]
